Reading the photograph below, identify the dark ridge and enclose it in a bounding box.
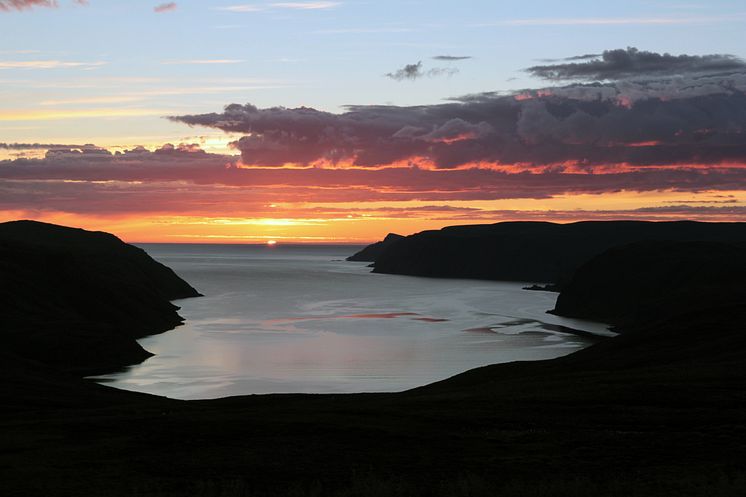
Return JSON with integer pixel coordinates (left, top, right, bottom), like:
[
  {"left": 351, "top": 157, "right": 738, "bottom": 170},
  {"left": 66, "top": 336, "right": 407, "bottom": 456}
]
[
  {"left": 370, "top": 220, "right": 746, "bottom": 284},
  {"left": 0, "top": 220, "right": 201, "bottom": 374},
  {"left": 3, "top": 222, "right": 746, "bottom": 496},
  {"left": 551, "top": 240, "right": 746, "bottom": 328},
  {"left": 346, "top": 232, "right": 404, "bottom": 261}
]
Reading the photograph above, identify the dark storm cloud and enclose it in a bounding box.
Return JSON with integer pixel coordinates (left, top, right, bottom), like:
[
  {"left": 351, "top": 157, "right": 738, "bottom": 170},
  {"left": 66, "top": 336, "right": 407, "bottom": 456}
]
[
  {"left": 170, "top": 65, "right": 746, "bottom": 170},
  {"left": 432, "top": 55, "right": 472, "bottom": 61},
  {"left": 386, "top": 61, "right": 458, "bottom": 81},
  {"left": 527, "top": 47, "right": 746, "bottom": 81}
]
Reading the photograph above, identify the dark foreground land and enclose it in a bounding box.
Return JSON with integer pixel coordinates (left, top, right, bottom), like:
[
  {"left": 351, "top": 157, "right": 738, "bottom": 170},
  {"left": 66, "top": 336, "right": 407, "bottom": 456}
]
[{"left": 2, "top": 221, "right": 746, "bottom": 497}]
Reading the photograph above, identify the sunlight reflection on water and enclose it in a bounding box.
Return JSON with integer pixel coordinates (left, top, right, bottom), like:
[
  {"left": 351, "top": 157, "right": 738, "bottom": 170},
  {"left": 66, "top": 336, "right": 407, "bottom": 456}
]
[{"left": 92, "top": 244, "right": 611, "bottom": 399}]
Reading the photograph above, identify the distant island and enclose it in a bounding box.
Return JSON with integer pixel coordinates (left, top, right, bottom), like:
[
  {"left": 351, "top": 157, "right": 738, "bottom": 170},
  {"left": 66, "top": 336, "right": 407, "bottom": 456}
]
[{"left": 2, "top": 220, "right": 745, "bottom": 497}]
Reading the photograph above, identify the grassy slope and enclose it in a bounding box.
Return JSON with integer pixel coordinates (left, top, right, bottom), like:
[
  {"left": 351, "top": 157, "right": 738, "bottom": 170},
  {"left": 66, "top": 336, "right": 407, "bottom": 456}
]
[
  {"left": 2, "top": 223, "right": 745, "bottom": 496},
  {"left": 2, "top": 304, "right": 744, "bottom": 497}
]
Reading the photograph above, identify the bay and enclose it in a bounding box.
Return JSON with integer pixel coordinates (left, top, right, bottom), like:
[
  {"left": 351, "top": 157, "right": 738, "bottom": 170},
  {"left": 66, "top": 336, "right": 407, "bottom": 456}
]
[{"left": 93, "top": 244, "right": 610, "bottom": 399}]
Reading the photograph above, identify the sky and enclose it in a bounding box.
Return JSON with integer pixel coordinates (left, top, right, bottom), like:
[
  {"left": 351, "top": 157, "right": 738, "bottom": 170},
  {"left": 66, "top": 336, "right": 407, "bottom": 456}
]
[{"left": 1, "top": 0, "right": 745, "bottom": 243}]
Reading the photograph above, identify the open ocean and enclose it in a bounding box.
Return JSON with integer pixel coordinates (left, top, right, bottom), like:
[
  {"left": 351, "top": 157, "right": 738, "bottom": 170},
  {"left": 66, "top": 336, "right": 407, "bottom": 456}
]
[{"left": 92, "top": 244, "right": 611, "bottom": 399}]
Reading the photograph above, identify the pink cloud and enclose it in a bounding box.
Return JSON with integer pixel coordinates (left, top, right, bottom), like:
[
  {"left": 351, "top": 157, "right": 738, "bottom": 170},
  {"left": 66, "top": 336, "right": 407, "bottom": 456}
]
[
  {"left": 154, "top": 2, "right": 176, "bottom": 13},
  {"left": 0, "top": 0, "right": 87, "bottom": 11},
  {"left": 0, "top": 143, "right": 745, "bottom": 216}
]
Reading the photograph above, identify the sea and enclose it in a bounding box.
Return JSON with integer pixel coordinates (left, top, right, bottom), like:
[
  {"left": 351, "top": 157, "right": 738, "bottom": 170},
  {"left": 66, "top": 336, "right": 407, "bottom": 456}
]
[{"left": 92, "top": 243, "right": 612, "bottom": 399}]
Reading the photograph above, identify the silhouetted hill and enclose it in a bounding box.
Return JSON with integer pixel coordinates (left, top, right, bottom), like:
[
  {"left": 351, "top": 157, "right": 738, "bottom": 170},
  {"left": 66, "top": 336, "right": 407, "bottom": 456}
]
[
  {"left": 368, "top": 220, "right": 746, "bottom": 284},
  {"left": 0, "top": 220, "right": 201, "bottom": 374},
  {"left": 346, "top": 232, "right": 404, "bottom": 261},
  {"left": 2, "top": 221, "right": 746, "bottom": 496},
  {"left": 551, "top": 240, "right": 746, "bottom": 328},
  {"left": 3, "top": 274, "right": 745, "bottom": 497}
]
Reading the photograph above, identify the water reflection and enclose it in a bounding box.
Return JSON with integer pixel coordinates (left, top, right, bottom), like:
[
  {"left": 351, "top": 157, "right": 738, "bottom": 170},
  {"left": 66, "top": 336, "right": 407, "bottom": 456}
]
[{"left": 92, "top": 244, "right": 611, "bottom": 399}]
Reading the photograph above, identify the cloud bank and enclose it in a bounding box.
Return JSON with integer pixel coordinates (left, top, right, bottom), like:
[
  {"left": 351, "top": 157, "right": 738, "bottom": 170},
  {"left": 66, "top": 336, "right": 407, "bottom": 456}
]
[
  {"left": 527, "top": 47, "right": 746, "bottom": 81},
  {"left": 2, "top": 48, "right": 745, "bottom": 224},
  {"left": 171, "top": 69, "right": 746, "bottom": 170}
]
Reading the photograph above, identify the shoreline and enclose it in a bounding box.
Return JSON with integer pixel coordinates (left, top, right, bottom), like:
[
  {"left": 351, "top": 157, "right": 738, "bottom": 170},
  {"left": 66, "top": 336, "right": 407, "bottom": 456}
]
[{"left": 88, "top": 255, "right": 608, "bottom": 399}]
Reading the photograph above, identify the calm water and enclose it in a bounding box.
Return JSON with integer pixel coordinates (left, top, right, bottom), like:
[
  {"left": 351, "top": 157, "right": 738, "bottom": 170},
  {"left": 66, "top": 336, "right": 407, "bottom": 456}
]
[{"left": 93, "top": 244, "right": 611, "bottom": 399}]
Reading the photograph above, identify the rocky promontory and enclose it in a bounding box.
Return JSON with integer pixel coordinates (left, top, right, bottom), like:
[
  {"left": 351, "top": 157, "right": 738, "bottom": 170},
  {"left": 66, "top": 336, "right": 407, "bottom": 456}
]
[
  {"left": 346, "top": 232, "right": 404, "bottom": 262},
  {"left": 364, "top": 221, "right": 746, "bottom": 284},
  {"left": 0, "top": 220, "right": 201, "bottom": 374}
]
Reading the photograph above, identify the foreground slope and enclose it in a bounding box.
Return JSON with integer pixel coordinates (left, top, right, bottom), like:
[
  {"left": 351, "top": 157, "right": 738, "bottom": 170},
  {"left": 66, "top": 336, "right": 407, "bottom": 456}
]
[{"left": 1, "top": 222, "right": 745, "bottom": 496}]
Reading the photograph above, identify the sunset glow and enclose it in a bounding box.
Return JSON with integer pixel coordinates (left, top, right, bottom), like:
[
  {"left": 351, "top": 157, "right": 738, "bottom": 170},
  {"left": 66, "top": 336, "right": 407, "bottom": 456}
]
[{"left": 1, "top": 1, "right": 745, "bottom": 242}]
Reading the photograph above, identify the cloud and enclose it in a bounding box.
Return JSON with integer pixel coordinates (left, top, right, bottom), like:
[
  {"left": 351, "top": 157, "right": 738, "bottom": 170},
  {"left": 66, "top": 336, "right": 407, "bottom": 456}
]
[
  {"left": 161, "top": 59, "right": 243, "bottom": 65},
  {"left": 0, "top": 60, "right": 106, "bottom": 69},
  {"left": 0, "top": 108, "right": 167, "bottom": 121},
  {"left": 312, "top": 26, "right": 413, "bottom": 34},
  {"left": 432, "top": 55, "right": 472, "bottom": 61},
  {"left": 1, "top": 138, "right": 744, "bottom": 220},
  {"left": 154, "top": 2, "right": 176, "bottom": 13},
  {"left": 270, "top": 1, "right": 338, "bottom": 8},
  {"left": 0, "top": 142, "right": 83, "bottom": 149},
  {"left": 0, "top": 154, "right": 744, "bottom": 219},
  {"left": 0, "top": 0, "right": 86, "bottom": 11},
  {"left": 3, "top": 47, "right": 745, "bottom": 223},
  {"left": 537, "top": 53, "right": 600, "bottom": 63},
  {"left": 169, "top": 57, "right": 746, "bottom": 171},
  {"left": 0, "top": 0, "right": 56, "bottom": 11},
  {"left": 480, "top": 14, "right": 746, "bottom": 27},
  {"left": 386, "top": 61, "right": 458, "bottom": 81},
  {"left": 527, "top": 47, "right": 746, "bottom": 81},
  {"left": 386, "top": 61, "right": 424, "bottom": 81},
  {"left": 217, "top": 1, "right": 339, "bottom": 12}
]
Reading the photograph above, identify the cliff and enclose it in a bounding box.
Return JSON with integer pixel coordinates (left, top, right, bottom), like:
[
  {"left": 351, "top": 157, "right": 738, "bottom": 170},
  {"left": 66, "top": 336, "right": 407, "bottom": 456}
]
[
  {"left": 346, "top": 232, "right": 404, "bottom": 261},
  {"left": 0, "top": 220, "right": 201, "bottom": 374},
  {"left": 551, "top": 240, "right": 746, "bottom": 328},
  {"left": 367, "top": 220, "right": 746, "bottom": 284}
]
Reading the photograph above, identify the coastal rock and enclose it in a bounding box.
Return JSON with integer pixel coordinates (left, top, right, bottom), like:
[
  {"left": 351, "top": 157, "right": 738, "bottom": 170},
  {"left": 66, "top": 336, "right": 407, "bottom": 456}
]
[
  {"left": 0, "top": 220, "right": 201, "bottom": 374},
  {"left": 370, "top": 220, "right": 746, "bottom": 283},
  {"left": 346, "top": 232, "right": 404, "bottom": 262},
  {"left": 551, "top": 240, "right": 746, "bottom": 328}
]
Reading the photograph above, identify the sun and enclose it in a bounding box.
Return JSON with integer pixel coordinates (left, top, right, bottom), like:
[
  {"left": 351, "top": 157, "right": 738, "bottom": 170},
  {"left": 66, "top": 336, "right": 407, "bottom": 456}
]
[{"left": 266, "top": 240, "right": 277, "bottom": 246}]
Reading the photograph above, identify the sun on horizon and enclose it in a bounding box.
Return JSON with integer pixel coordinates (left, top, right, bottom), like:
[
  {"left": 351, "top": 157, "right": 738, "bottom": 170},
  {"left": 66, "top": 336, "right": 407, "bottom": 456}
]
[{"left": 0, "top": 1, "right": 744, "bottom": 242}]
